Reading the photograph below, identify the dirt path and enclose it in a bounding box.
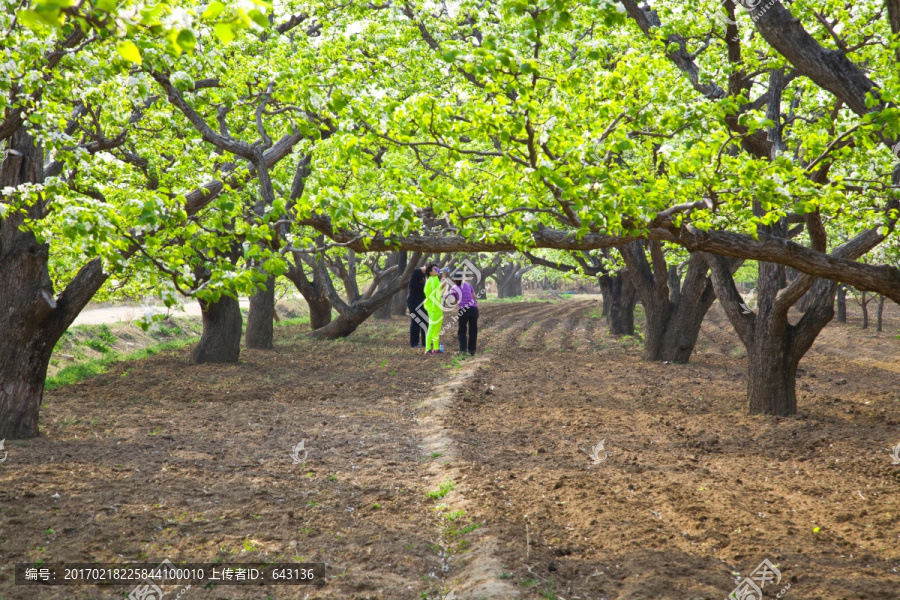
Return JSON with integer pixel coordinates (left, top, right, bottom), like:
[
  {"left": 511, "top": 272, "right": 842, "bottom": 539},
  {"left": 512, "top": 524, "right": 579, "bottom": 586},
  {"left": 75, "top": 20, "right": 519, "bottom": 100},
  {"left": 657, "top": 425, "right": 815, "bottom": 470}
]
[{"left": 1, "top": 298, "right": 899, "bottom": 599}]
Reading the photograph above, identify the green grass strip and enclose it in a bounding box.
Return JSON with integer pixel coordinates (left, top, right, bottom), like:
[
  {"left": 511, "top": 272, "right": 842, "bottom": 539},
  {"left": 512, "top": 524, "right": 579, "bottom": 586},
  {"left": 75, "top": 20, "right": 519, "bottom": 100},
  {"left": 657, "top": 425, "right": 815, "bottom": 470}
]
[
  {"left": 44, "top": 314, "right": 311, "bottom": 391},
  {"left": 45, "top": 338, "right": 197, "bottom": 390}
]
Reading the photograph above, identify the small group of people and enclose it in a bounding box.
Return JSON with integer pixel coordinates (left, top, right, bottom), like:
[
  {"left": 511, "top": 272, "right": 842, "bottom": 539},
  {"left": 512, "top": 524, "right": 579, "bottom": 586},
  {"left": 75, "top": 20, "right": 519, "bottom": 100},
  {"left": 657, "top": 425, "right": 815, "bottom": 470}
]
[{"left": 406, "top": 263, "right": 479, "bottom": 356}]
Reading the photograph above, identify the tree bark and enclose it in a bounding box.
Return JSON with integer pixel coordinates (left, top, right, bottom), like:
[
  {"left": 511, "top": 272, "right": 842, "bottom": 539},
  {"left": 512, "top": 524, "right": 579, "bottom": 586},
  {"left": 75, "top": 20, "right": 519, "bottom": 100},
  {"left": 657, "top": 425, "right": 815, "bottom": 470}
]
[
  {"left": 1, "top": 129, "right": 110, "bottom": 438},
  {"left": 860, "top": 290, "right": 869, "bottom": 329},
  {"left": 705, "top": 252, "right": 836, "bottom": 416},
  {"left": 620, "top": 242, "right": 730, "bottom": 363},
  {"left": 495, "top": 262, "right": 530, "bottom": 298},
  {"left": 836, "top": 285, "right": 847, "bottom": 322},
  {"left": 285, "top": 253, "right": 333, "bottom": 330},
  {"left": 876, "top": 294, "right": 886, "bottom": 333},
  {"left": 374, "top": 252, "right": 404, "bottom": 319},
  {"left": 310, "top": 252, "right": 424, "bottom": 339},
  {"left": 245, "top": 275, "right": 275, "bottom": 349},
  {"left": 189, "top": 295, "right": 243, "bottom": 364},
  {"left": 598, "top": 271, "right": 637, "bottom": 336}
]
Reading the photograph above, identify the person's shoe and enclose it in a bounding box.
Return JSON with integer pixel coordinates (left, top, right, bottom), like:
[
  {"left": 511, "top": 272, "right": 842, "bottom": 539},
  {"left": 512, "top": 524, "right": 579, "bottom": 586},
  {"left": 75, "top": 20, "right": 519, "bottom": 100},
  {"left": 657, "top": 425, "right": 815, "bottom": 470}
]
[
  {"left": 457, "top": 351, "right": 468, "bottom": 357},
  {"left": 469, "top": 352, "right": 476, "bottom": 357}
]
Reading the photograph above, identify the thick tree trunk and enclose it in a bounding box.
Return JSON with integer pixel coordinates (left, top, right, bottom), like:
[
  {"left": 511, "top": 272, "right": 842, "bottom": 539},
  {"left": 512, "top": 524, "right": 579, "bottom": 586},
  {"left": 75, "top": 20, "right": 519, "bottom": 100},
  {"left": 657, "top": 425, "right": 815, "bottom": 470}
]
[
  {"left": 245, "top": 275, "right": 275, "bottom": 349},
  {"left": 285, "top": 259, "right": 333, "bottom": 331},
  {"left": 656, "top": 256, "right": 720, "bottom": 364},
  {"left": 598, "top": 272, "right": 637, "bottom": 336},
  {"left": 189, "top": 296, "right": 243, "bottom": 364},
  {"left": 311, "top": 253, "right": 423, "bottom": 340},
  {"left": 308, "top": 296, "right": 333, "bottom": 330},
  {"left": 1, "top": 130, "right": 109, "bottom": 438},
  {"left": 705, "top": 251, "right": 836, "bottom": 417},
  {"left": 836, "top": 285, "right": 847, "bottom": 322},
  {"left": 876, "top": 295, "right": 885, "bottom": 333},
  {"left": 391, "top": 252, "right": 409, "bottom": 316},
  {"left": 621, "top": 242, "right": 726, "bottom": 363},
  {"left": 310, "top": 307, "right": 378, "bottom": 339},
  {"left": 474, "top": 279, "right": 488, "bottom": 300},
  {"left": 746, "top": 320, "right": 800, "bottom": 416}
]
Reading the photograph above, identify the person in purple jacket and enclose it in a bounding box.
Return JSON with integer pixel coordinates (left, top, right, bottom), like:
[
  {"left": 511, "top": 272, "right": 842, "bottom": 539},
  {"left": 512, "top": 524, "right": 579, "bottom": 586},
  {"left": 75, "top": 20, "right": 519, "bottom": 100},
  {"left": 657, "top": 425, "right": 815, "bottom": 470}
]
[{"left": 449, "top": 271, "right": 479, "bottom": 356}]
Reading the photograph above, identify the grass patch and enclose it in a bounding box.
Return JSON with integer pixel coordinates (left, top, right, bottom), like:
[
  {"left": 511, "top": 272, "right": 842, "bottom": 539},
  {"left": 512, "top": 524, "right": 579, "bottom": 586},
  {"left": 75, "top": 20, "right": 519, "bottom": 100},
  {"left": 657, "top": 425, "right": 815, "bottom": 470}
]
[
  {"left": 45, "top": 338, "right": 197, "bottom": 390},
  {"left": 425, "top": 478, "right": 456, "bottom": 500},
  {"left": 277, "top": 316, "right": 310, "bottom": 327}
]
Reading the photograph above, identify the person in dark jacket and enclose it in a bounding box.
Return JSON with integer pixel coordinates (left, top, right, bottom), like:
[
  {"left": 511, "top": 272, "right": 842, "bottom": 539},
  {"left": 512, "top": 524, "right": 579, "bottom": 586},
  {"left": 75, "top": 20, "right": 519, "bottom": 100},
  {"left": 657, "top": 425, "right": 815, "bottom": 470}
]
[{"left": 407, "top": 265, "right": 428, "bottom": 347}]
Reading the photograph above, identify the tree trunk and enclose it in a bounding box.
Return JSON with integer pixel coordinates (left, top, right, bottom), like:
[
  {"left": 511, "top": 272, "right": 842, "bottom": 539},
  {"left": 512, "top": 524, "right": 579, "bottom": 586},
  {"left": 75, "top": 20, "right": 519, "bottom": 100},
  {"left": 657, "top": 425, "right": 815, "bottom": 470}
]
[
  {"left": 373, "top": 300, "right": 393, "bottom": 319},
  {"left": 474, "top": 279, "right": 488, "bottom": 300},
  {"left": 620, "top": 242, "right": 728, "bottom": 363},
  {"left": 876, "top": 295, "right": 885, "bottom": 333},
  {"left": 656, "top": 255, "right": 720, "bottom": 364},
  {"left": 310, "top": 253, "right": 424, "bottom": 340},
  {"left": 598, "top": 271, "right": 637, "bottom": 336},
  {"left": 308, "top": 295, "right": 333, "bottom": 330},
  {"left": 310, "top": 307, "right": 377, "bottom": 339},
  {"left": 245, "top": 275, "right": 275, "bottom": 349},
  {"left": 189, "top": 296, "right": 243, "bottom": 364},
  {"left": 836, "top": 285, "right": 847, "bottom": 322},
  {"left": 1, "top": 129, "right": 109, "bottom": 438},
  {"left": 705, "top": 252, "right": 836, "bottom": 416},
  {"left": 860, "top": 290, "right": 869, "bottom": 329},
  {"left": 745, "top": 317, "right": 800, "bottom": 416},
  {"left": 285, "top": 257, "right": 333, "bottom": 330},
  {"left": 391, "top": 251, "right": 409, "bottom": 316}
]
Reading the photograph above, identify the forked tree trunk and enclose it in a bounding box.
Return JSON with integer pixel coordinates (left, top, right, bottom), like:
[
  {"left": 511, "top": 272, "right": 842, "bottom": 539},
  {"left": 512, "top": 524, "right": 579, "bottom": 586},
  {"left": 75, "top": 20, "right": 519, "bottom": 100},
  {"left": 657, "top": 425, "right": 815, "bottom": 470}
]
[
  {"left": 1, "top": 130, "right": 109, "bottom": 438},
  {"left": 190, "top": 296, "right": 243, "bottom": 364},
  {"left": 285, "top": 256, "right": 333, "bottom": 330},
  {"left": 310, "top": 253, "right": 424, "bottom": 340},
  {"left": 876, "top": 295, "right": 885, "bottom": 333},
  {"left": 598, "top": 271, "right": 637, "bottom": 336},
  {"left": 706, "top": 253, "right": 836, "bottom": 416},
  {"left": 836, "top": 285, "right": 847, "bottom": 322},
  {"left": 245, "top": 275, "right": 275, "bottom": 349},
  {"left": 621, "top": 242, "right": 731, "bottom": 363}
]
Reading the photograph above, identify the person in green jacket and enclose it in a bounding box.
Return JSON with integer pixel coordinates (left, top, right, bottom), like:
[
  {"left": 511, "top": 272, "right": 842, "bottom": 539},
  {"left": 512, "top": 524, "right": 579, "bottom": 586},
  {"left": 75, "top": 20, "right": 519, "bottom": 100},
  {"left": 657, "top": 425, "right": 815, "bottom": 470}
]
[{"left": 423, "top": 263, "right": 444, "bottom": 354}]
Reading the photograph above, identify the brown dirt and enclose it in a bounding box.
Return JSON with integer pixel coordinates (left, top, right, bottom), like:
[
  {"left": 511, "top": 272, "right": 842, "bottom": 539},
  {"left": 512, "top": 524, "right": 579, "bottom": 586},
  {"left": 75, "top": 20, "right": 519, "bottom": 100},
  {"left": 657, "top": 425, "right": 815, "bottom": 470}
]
[{"left": 1, "top": 298, "right": 899, "bottom": 599}]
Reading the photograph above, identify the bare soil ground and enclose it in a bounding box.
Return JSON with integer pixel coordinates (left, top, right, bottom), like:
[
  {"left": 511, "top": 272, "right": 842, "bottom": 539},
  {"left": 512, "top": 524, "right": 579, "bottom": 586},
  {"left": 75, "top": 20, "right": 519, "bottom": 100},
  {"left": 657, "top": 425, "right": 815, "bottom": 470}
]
[{"left": 1, "top": 297, "right": 899, "bottom": 600}]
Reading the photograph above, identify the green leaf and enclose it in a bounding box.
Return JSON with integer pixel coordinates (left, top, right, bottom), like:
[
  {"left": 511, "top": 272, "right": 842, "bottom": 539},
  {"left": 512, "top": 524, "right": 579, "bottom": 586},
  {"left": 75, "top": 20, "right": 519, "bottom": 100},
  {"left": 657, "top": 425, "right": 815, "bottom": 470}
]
[
  {"left": 202, "top": 1, "right": 226, "bottom": 19},
  {"left": 214, "top": 23, "right": 235, "bottom": 43},
  {"left": 16, "top": 9, "right": 43, "bottom": 29},
  {"left": 116, "top": 40, "right": 142, "bottom": 65},
  {"left": 176, "top": 29, "right": 197, "bottom": 51},
  {"left": 95, "top": 0, "right": 117, "bottom": 12},
  {"left": 248, "top": 9, "right": 270, "bottom": 29}
]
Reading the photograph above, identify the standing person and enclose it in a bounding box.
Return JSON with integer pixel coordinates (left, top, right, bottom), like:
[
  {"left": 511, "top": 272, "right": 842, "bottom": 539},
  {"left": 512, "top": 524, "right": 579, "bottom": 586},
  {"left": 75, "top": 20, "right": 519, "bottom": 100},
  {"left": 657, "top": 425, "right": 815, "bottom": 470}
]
[
  {"left": 423, "top": 263, "right": 444, "bottom": 354},
  {"left": 450, "top": 272, "right": 479, "bottom": 356},
  {"left": 407, "top": 265, "right": 428, "bottom": 347}
]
